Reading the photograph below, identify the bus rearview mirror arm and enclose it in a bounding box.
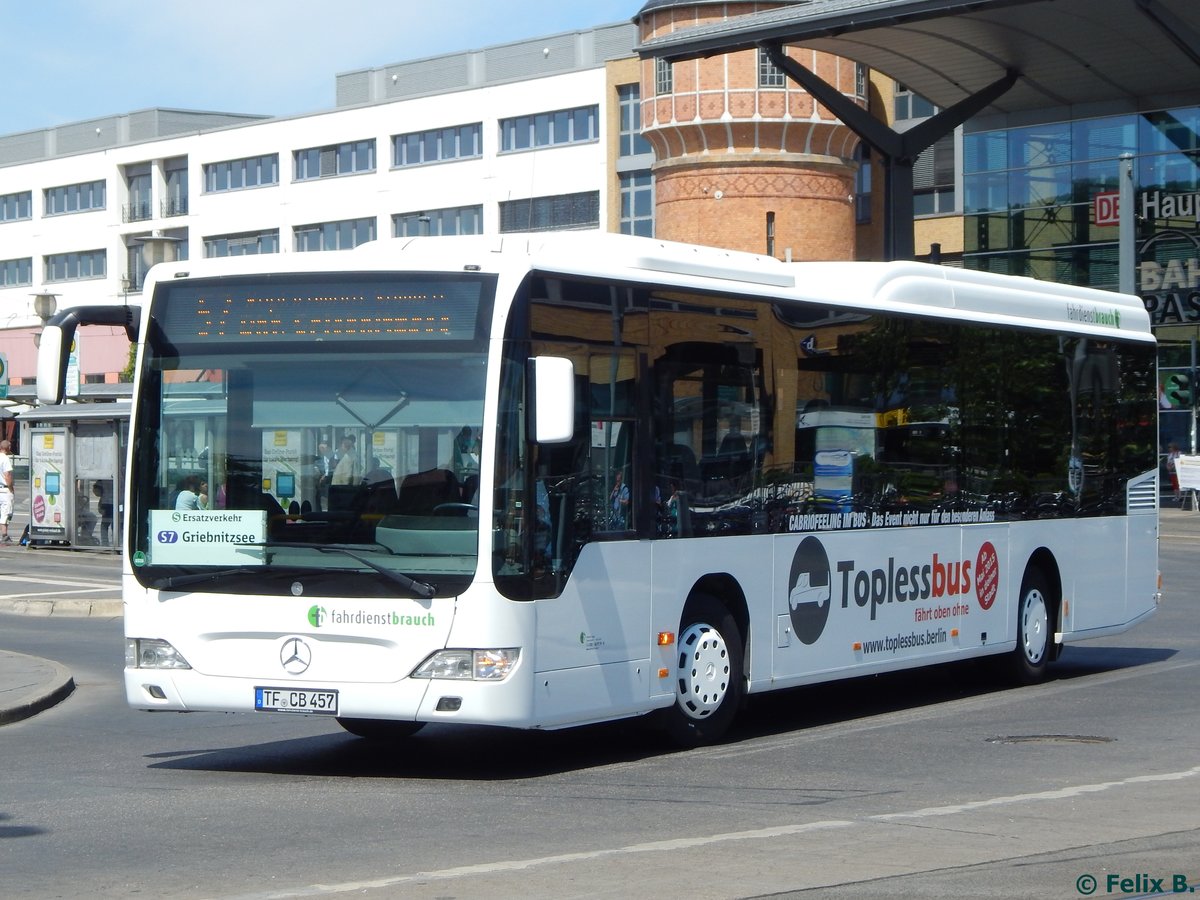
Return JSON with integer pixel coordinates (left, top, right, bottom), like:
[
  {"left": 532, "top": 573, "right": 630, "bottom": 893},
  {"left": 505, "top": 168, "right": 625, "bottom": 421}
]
[{"left": 36, "top": 304, "right": 139, "bottom": 406}]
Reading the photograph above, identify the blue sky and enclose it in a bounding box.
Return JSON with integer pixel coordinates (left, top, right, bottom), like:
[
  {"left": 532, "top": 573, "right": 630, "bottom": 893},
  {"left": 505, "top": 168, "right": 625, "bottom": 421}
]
[{"left": 0, "top": 0, "right": 641, "bottom": 134}]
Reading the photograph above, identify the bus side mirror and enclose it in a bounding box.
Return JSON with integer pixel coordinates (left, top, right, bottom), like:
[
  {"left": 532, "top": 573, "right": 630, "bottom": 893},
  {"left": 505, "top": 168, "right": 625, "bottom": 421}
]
[
  {"left": 36, "top": 322, "right": 72, "bottom": 406},
  {"left": 531, "top": 356, "right": 575, "bottom": 444}
]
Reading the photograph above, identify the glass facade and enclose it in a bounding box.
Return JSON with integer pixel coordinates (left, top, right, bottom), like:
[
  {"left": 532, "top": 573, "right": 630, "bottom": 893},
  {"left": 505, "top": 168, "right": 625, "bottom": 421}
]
[
  {"left": 294, "top": 217, "right": 377, "bottom": 251},
  {"left": 963, "top": 105, "right": 1200, "bottom": 476},
  {"left": 499, "top": 106, "right": 598, "bottom": 153},
  {"left": 0, "top": 190, "right": 32, "bottom": 223},
  {"left": 204, "top": 229, "right": 281, "bottom": 257},
  {"left": 393, "top": 206, "right": 483, "bottom": 237},
  {"left": 45, "top": 249, "right": 105, "bottom": 282},
  {"left": 0, "top": 257, "right": 32, "bottom": 287},
  {"left": 204, "top": 154, "right": 278, "bottom": 193},
  {"left": 44, "top": 180, "right": 105, "bottom": 216},
  {"left": 294, "top": 140, "right": 376, "bottom": 180},
  {"left": 392, "top": 124, "right": 481, "bottom": 167}
]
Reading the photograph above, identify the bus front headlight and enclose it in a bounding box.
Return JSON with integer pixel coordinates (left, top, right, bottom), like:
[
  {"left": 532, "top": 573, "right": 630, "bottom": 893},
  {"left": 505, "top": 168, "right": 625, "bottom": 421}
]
[
  {"left": 126, "top": 638, "right": 192, "bottom": 670},
  {"left": 411, "top": 648, "right": 520, "bottom": 681}
]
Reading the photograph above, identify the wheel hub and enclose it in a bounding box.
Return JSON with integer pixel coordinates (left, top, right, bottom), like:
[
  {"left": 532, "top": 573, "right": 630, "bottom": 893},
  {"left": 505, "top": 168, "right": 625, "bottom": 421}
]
[{"left": 676, "top": 622, "right": 731, "bottom": 720}]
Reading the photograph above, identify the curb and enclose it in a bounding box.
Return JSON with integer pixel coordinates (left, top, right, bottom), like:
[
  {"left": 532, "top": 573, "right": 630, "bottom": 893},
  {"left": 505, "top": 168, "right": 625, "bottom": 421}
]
[
  {"left": 0, "top": 652, "right": 75, "bottom": 726},
  {"left": 0, "top": 599, "right": 123, "bottom": 618}
]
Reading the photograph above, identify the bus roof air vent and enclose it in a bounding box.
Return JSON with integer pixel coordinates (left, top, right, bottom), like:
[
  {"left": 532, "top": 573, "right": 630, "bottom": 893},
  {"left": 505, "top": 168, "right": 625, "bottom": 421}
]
[{"left": 633, "top": 254, "right": 795, "bottom": 289}]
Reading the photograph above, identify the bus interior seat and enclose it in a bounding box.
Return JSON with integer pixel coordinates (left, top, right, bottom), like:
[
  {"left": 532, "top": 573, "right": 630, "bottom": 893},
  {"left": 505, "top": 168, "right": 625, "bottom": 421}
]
[
  {"left": 460, "top": 473, "right": 480, "bottom": 505},
  {"left": 663, "top": 443, "right": 700, "bottom": 488},
  {"left": 362, "top": 475, "right": 399, "bottom": 516},
  {"left": 397, "top": 468, "right": 459, "bottom": 516}
]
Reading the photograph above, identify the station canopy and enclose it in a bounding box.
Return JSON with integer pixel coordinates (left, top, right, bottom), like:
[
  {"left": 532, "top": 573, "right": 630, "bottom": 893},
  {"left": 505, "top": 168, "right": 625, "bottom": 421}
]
[{"left": 637, "top": 0, "right": 1200, "bottom": 127}]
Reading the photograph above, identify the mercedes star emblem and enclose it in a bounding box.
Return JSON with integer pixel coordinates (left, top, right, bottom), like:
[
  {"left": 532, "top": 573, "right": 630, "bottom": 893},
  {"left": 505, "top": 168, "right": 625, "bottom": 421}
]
[{"left": 280, "top": 637, "right": 312, "bottom": 675}]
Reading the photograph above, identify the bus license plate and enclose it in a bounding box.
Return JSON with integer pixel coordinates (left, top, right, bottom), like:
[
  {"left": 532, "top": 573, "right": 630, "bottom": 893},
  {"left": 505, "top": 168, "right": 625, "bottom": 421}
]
[{"left": 255, "top": 686, "right": 339, "bottom": 715}]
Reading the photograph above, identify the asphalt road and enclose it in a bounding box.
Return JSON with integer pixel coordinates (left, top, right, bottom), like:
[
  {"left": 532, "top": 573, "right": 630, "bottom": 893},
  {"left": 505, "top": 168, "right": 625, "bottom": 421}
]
[{"left": 0, "top": 514, "right": 1197, "bottom": 899}]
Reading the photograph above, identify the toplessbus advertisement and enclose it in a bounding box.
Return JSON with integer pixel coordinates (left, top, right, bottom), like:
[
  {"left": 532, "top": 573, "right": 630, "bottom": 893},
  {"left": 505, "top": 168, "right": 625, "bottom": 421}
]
[{"left": 776, "top": 527, "right": 1006, "bottom": 674}]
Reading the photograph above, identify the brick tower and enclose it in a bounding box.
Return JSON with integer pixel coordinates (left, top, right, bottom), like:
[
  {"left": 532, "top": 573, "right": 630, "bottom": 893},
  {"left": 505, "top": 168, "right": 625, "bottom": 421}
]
[{"left": 636, "top": 0, "right": 863, "bottom": 260}]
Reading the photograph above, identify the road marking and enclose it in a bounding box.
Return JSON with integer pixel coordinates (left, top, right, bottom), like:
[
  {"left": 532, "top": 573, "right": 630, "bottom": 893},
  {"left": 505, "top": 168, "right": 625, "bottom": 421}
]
[
  {"left": 223, "top": 765, "right": 1200, "bottom": 899},
  {"left": 1, "top": 588, "right": 120, "bottom": 599},
  {"left": 0, "top": 574, "right": 117, "bottom": 589},
  {"left": 871, "top": 764, "right": 1200, "bottom": 820}
]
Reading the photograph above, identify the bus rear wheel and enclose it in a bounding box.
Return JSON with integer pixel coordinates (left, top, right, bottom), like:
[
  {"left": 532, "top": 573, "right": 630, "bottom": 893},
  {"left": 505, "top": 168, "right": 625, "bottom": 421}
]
[
  {"left": 336, "top": 718, "right": 425, "bottom": 741},
  {"left": 660, "top": 594, "right": 744, "bottom": 747},
  {"left": 1009, "top": 570, "right": 1052, "bottom": 684}
]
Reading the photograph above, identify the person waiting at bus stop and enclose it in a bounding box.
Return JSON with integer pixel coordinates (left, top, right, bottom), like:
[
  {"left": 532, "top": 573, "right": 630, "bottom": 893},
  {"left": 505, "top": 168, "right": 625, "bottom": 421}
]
[{"left": 0, "top": 440, "right": 13, "bottom": 544}]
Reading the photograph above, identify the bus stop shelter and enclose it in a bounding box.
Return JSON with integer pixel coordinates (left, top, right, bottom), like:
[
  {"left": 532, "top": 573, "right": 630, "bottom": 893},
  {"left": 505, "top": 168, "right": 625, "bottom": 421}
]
[{"left": 17, "top": 401, "right": 130, "bottom": 550}]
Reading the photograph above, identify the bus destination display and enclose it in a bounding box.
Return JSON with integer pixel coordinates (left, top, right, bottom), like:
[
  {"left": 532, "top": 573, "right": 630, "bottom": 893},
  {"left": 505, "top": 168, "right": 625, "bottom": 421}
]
[{"left": 157, "top": 275, "right": 488, "bottom": 345}]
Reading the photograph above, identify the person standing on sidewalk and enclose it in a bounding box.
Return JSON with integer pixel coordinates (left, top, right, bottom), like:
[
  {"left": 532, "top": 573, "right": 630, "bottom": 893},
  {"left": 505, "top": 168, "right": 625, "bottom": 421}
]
[{"left": 0, "top": 440, "right": 13, "bottom": 543}]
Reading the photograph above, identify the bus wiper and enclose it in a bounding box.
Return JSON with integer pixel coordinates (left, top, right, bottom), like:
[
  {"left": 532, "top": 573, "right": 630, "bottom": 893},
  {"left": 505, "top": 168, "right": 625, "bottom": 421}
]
[
  {"left": 283, "top": 542, "right": 437, "bottom": 599},
  {"left": 156, "top": 565, "right": 272, "bottom": 591}
]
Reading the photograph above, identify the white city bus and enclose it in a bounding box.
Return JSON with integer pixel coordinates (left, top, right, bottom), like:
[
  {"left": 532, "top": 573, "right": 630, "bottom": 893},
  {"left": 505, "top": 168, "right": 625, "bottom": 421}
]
[{"left": 38, "top": 233, "right": 1160, "bottom": 745}]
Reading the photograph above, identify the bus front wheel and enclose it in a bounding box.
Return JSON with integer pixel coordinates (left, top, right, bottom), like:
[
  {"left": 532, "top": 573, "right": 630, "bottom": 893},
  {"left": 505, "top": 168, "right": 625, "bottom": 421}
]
[
  {"left": 336, "top": 718, "right": 425, "bottom": 741},
  {"left": 660, "top": 593, "right": 744, "bottom": 747},
  {"left": 1009, "top": 570, "right": 1052, "bottom": 684}
]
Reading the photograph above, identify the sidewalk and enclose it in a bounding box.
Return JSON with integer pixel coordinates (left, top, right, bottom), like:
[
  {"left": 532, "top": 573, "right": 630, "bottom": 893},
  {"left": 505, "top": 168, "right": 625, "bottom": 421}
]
[
  {"left": 0, "top": 651, "right": 74, "bottom": 726},
  {"left": 2, "top": 506, "right": 1198, "bottom": 727}
]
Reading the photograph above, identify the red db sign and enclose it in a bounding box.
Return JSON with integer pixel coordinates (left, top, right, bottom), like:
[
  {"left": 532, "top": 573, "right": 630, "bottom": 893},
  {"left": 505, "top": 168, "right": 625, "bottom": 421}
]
[{"left": 1094, "top": 191, "right": 1120, "bottom": 226}]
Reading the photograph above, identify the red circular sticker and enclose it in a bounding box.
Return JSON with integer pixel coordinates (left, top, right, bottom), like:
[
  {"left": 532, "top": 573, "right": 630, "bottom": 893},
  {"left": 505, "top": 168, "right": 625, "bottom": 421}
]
[
  {"left": 32, "top": 494, "right": 45, "bottom": 524},
  {"left": 975, "top": 541, "right": 999, "bottom": 610}
]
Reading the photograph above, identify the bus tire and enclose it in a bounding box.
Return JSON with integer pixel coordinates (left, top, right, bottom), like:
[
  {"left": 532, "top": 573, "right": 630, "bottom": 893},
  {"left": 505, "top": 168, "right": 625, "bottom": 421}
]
[
  {"left": 336, "top": 718, "right": 425, "bottom": 741},
  {"left": 1009, "top": 569, "right": 1052, "bottom": 684},
  {"left": 660, "top": 593, "right": 744, "bottom": 747}
]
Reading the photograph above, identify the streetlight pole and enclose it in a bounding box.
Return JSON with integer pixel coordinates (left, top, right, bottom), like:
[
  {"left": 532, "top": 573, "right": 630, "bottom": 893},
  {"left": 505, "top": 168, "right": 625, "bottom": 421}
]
[
  {"left": 31, "top": 292, "right": 59, "bottom": 349},
  {"left": 133, "top": 232, "right": 182, "bottom": 290}
]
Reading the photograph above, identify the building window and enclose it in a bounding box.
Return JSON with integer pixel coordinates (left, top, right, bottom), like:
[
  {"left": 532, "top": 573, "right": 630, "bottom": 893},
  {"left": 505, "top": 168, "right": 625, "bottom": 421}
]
[
  {"left": 124, "top": 164, "right": 152, "bottom": 223},
  {"left": 499, "top": 106, "right": 599, "bottom": 152},
  {"left": 393, "top": 206, "right": 483, "bottom": 237},
  {"left": 393, "top": 124, "right": 481, "bottom": 167},
  {"left": 44, "top": 180, "right": 106, "bottom": 216},
  {"left": 499, "top": 191, "right": 599, "bottom": 233},
  {"left": 0, "top": 191, "right": 32, "bottom": 223},
  {"left": 203, "top": 154, "right": 278, "bottom": 193},
  {"left": 913, "top": 133, "right": 957, "bottom": 216},
  {"left": 855, "top": 143, "right": 872, "bottom": 224},
  {"left": 204, "top": 229, "right": 280, "bottom": 258},
  {"left": 164, "top": 158, "right": 188, "bottom": 216},
  {"left": 294, "top": 140, "right": 376, "bottom": 180},
  {"left": 856, "top": 63, "right": 868, "bottom": 99},
  {"left": 0, "top": 257, "right": 32, "bottom": 287},
  {"left": 45, "top": 249, "right": 106, "bottom": 282},
  {"left": 618, "top": 84, "right": 652, "bottom": 158},
  {"left": 619, "top": 172, "right": 653, "bottom": 237},
  {"left": 655, "top": 57, "right": 673, "bottom": 96},
  {"left": 758, "top": 48, "right": 786, "bottom": 88},
  {"left": 894, "top": 82, "right": 937, "bottom": 121},
  {"left": 294, "top": 217, "right": 376, "bottom": 252}
]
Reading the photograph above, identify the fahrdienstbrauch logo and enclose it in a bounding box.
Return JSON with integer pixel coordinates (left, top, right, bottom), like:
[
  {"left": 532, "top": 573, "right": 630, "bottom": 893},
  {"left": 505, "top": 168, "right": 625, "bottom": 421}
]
[
  {"left": 786, "top": 537, "right": 1000, "bottom": 645},
  {"left": 305, "top": 604, "right": 436, "bottom": 629}
]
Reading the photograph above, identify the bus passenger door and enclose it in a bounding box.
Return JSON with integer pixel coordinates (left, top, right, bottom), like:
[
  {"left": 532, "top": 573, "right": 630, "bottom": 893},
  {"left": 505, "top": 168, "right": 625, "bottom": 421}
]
[{"left": 521, "top": 279, "right": 655, "bottom": 725}]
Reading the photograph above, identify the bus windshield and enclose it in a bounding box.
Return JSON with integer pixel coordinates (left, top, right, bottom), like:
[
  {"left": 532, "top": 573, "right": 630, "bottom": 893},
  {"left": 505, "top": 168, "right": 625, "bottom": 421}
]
[{"left": 129, "top": 271, "right": 495, "bottom": 597}]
